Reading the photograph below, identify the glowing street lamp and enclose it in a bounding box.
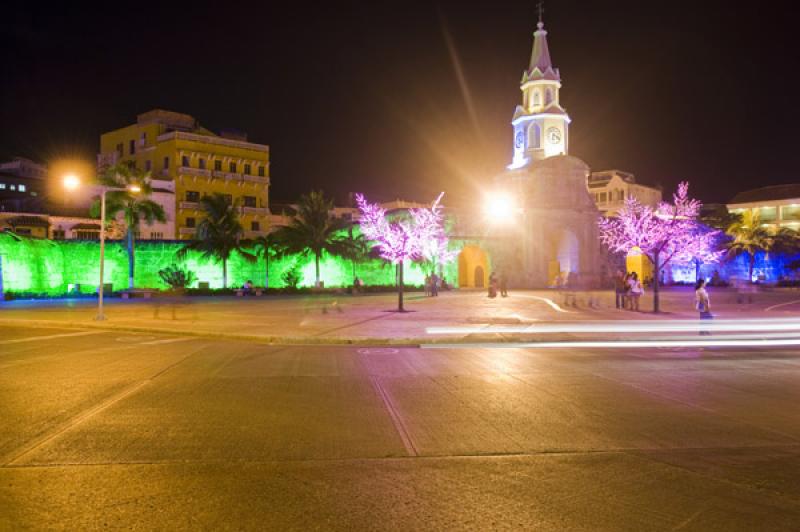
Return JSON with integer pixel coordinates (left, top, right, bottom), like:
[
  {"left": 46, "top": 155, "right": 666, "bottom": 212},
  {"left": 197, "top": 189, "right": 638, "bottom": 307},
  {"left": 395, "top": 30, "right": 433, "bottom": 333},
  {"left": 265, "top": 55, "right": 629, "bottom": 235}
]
[
  {"left": 63, "top": 175, "right": 140, "bottom": 321},
  {"left": 483, "top": 191, "right": 520, "bottom": 225}
]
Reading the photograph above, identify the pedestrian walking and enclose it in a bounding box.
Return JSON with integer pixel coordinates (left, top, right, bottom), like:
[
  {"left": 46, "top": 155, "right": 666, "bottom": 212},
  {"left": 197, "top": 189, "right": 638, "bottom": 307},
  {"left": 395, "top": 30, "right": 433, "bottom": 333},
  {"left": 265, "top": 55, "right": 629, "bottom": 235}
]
[
  {"left": 614, "top": 270, "right": 626, "bottom": 309},
  {"left": 424, "top": 274, "right": 431, "bottom": 297},
  {"left": 627, "top": 272, "right": 643, "bottom": 311},
  {"left": 695, "top": 278, "right": 713, "bottom": 335},
  {"left": 431, "top": 272, "right": 439, "bottom": 297},
  {"left": 488, "top": 272, "right": 498, "bottom": 298},
  {"left": 499, "top": 272, "right": 508, "bottom": 297}
]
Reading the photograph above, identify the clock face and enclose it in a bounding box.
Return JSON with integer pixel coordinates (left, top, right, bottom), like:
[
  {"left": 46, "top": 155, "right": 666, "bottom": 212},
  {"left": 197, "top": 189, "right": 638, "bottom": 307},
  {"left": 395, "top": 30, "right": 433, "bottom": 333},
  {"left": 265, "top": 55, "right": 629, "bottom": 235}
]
[
  {"left": 547, "top": 127, "right": 562, "bottom": 144},
  {"left": 515, "top": 131, "right": 524, "bottom": 148}
]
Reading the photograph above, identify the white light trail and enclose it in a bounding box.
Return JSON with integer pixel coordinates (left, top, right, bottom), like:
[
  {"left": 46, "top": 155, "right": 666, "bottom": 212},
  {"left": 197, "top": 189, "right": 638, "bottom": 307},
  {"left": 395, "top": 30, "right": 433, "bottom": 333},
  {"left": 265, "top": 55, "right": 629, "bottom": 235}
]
[
  {"left": 426, "top": 318, "right": 800, "bottom": 335},
  {"left": 422, "top": 337, "right": 800, "bottom": 350}
]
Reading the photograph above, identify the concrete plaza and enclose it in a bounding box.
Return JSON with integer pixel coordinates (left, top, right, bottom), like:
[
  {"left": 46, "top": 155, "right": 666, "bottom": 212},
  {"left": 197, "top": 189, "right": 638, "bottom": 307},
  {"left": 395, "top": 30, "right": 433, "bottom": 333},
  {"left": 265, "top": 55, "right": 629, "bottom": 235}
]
[
  {"left": 2, "top": 289, "right": 800, "bottom": 529},
  {"left": 1, "top": 286, "right": 799, "bottom": 344}
]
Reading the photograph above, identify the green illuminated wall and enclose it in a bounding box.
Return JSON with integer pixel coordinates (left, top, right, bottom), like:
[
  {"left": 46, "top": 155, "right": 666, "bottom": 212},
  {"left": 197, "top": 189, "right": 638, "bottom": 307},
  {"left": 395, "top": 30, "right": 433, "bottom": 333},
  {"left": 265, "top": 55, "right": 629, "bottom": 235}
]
[{"left": 0, "top": 233, "right": 466, "bottom": 295}]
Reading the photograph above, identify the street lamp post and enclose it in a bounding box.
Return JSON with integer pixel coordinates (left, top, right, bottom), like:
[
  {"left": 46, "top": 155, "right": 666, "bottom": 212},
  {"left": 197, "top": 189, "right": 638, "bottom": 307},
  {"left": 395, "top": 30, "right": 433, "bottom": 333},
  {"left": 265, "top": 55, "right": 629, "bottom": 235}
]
[{"left": 63, "top": 175, "right": 139, "bottom": 321}]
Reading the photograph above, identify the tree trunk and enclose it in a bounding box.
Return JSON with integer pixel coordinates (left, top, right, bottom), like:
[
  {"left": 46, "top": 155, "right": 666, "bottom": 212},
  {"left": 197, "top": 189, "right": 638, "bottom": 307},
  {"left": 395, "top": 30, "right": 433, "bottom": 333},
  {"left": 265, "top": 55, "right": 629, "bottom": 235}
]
[
  {"left": 127, "top": 228, "right": 135, "bottom": 290},
  {"left": 223, "top": 259, "right": 228, "bottom": 289},
  {"left": 653, "top": 251, "right": 661, "bottom": 313},
  {"left": 398, "top": 260, "right": 405, "bottom": 312},
  {"left": 315, "top": 253, "right": 321, "bottom": 287},
  {"left": 265, "top": 253, "right": 269, "bottom": 289}
]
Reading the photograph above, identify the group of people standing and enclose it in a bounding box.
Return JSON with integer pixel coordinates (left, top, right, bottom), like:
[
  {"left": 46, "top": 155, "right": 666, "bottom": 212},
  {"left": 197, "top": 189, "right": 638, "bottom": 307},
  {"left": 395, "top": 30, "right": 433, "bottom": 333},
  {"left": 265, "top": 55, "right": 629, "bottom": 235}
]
[
  {"left": 487, "top": 272, "right": 508, "bottom": 298},
  {"left": 613, "top": 270, "right": 644, "bottom": 311},
  {"left": 424, "top": 273, "right": 445, "bottom": 296}
]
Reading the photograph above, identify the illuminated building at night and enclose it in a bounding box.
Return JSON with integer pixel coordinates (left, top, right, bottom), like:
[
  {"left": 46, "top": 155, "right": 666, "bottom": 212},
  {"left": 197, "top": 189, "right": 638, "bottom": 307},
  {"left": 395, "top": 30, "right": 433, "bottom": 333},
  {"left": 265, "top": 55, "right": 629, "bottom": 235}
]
[
  {"left": 491, "top": 17, "right": 601, "bottom": 288},
  {"left": 587, "top": 170, "right": 662, "bottom": 216},
  {"left": 98, "top": 110, "right": 271, "bottom": 240},
  {"left": 726, "top": 184, "right": 800, "bottom": 231}
]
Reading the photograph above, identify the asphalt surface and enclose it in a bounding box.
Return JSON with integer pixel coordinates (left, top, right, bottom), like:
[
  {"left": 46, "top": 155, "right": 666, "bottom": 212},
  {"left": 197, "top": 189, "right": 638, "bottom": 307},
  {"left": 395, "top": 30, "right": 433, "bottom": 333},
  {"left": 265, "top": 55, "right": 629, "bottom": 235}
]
[{"left": 2, "top": 326, "right": 800, "bottom": 530}]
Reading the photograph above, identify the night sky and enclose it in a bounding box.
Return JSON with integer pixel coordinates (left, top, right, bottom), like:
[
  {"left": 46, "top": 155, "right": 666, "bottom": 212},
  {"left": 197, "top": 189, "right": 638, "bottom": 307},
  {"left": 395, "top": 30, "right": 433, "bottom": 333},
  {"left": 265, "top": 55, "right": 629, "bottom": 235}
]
[{"left": 2, "top": 0, "right": 797, "bottom": 206}]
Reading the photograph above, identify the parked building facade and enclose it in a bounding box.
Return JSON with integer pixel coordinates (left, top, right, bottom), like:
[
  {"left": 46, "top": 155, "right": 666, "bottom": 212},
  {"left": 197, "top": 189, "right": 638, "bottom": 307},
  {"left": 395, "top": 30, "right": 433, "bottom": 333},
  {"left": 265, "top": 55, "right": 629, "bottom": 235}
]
[
  {"left": 98, "top": 109, "right": 271, "bottom": 240},
  {"left": 587, "top": 169, "right": 662, "bottom": 216}
]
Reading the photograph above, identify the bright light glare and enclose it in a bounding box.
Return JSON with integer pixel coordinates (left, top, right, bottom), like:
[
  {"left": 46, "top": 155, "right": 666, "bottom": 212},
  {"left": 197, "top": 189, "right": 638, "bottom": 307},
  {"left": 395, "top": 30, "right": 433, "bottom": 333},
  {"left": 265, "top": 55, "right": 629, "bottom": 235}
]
[
  {"left": 63, "top": 175, "right": 79, "bottom": 190},
  {"left": 128, "top": 184, "right": 142, "bottom": 193},
  {"left": 484, "top": 192, "right": 517, "bottom": 224}
]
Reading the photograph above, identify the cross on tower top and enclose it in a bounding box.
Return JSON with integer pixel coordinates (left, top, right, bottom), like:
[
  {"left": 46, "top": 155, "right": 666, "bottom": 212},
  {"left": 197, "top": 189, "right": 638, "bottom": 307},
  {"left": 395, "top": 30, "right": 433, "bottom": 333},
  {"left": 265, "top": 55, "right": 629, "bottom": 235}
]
[{"left": 537, "top": 0, "right": 545, "bottom": 27}]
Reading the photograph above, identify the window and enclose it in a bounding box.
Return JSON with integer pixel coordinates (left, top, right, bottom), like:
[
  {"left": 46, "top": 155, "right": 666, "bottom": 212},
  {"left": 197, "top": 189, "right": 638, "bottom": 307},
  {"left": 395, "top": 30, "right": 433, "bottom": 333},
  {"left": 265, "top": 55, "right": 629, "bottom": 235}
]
[
  {"left": 185, "top": 190, "right": 200, "bottom": 202},
  {"left": 31, "top": 191, "right": 38, "bottom": 196},
  {"left": 186, "top": 217, "right": 196, "bottom": 228},
  {"left": 76, "top": 231, "right": 99, "bottom": 240},
  {"left": 145, "top": 160, "right": 152, "bottom": 172},
  {"left": 243, "top": 196, "right": 257, "bottom": 207},
  {"left": 198, "top": 158, "right": 206, "bottom": 170},
  {"left": 181, "top": 155, "right": 190, "bottom": 167},
  {"left": 18, "top": 184, "right": 26, "bottom": 192},
  {"left": 533, "top": 91, "right": 541, "bottom": 106},
  {"left": 528, "top": 123, "right": 541, "bottom": 148},
  {"left": 223, "top": 194, "right": 233, "bottom": 205},
  {"left": 0, "top": 183, "right": 5, "bottom": 189},
  {"left": 229, "top": 162, "right": 237, "bottom": 173},
  {"left": 52, "top": 229, "right": 66, "bottom": 240},
  {"left": 163, "top": 156, "right": 170, "bottom": 170},
  {"left": 214, "top": 160, "right": 222, "bottom": 171},
  {"left": 10, "top": 184, "right": 16, "bottom": 191},
  {"left": 251, "top": 221, "right": 260, "bottom": 231},
  {"left": 150, "top": 232, "right": 163, "bottom": 240},
  {"left": 129, "top": 139, "right": 136, "bottom": 155},
  {"left": 244, "top": 164, "right": 252, "bottom": 175},
  {"left": 140, "top": 132, "right": 147, "bottom": 146},
  {"left": 116, "top": 143, "right": 124, "bottom": 157},
  {"left": 545, "top": 88, "right": 553, "bottom": 105},
  {"left": 258, "top": 166, "right": 265, "bottom": 177}
]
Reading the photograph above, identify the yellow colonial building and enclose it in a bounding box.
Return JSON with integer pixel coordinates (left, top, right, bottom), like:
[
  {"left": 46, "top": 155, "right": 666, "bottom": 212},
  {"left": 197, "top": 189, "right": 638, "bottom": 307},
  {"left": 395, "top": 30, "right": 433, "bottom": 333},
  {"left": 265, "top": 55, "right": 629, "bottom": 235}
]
[{"left": 99, "top": 110, "right": 270, "bottom": 240}]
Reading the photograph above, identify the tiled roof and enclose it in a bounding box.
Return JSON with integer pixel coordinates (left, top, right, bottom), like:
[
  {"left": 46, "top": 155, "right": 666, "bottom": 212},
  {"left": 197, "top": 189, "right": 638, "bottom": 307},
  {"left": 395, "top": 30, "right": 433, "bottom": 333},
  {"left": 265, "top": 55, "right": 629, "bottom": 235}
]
[{"left": 729, "top": 184, "right": 800, "bottom": 204}]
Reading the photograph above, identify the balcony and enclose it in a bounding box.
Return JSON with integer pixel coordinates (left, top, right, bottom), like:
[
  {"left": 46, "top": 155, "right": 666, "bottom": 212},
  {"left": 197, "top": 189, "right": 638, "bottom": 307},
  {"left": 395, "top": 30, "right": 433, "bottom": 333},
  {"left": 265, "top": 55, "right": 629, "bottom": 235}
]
[
  {"left": 241, "top": 206, "right": 270, "bottom": 215},
  {"left": 179, "top": 166, "right": 212, "bottom": 178},
  {"left": 179, "top": 201, "right": 200, "bottom": 210},
  {"left": 212, "top": 170, "right": 243, "bottom": 181},
  {"left": 242, "top": 173, "right": 270, "bottom": 184}
]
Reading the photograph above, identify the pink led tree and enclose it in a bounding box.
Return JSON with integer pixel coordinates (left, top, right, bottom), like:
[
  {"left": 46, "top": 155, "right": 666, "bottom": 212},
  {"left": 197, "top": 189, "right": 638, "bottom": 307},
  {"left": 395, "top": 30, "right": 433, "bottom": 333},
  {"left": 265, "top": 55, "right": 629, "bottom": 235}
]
[
  {"left": 356, "top": 192, "right": 452, "bottom": 311},
  {"left": 598, "top": 182, "right": 722, "bottom": 313}
]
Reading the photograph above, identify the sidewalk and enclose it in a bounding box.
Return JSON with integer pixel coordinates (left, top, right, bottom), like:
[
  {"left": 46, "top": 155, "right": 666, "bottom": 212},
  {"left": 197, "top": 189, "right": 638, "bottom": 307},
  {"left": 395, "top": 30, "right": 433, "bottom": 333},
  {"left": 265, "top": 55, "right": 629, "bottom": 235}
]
[{"left": 1, "top": 287, "right": 798, "bottom": 345}]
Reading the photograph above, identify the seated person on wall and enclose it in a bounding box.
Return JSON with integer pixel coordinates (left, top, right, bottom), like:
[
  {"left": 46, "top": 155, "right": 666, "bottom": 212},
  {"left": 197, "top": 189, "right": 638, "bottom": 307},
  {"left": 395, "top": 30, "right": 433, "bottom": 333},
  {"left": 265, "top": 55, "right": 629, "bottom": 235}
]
[{"left": 242, "top": 280, "right": 254, "bottom": 295}]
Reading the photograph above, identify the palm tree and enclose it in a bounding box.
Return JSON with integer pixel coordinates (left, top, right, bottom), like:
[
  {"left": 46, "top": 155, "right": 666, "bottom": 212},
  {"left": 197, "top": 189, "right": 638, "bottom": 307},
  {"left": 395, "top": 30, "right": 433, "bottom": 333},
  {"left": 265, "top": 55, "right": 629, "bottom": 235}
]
[
  {"left": 272, "top": 191, "right": 354, "bottom": 287},
  {"left": 177, "top": 193, "right": 255, "bottom": 288},
  {"left": 342, "top": 225, "right": 370, "bottom": 280},
  {"left": 92, "top": 163, "right": 166, "bottom": 289},
  {"left": 251, "top": 232, "right": 284, "bottom": 288},
  {"left": 725, "top": 211, "right": 798, "bottom": 282}
]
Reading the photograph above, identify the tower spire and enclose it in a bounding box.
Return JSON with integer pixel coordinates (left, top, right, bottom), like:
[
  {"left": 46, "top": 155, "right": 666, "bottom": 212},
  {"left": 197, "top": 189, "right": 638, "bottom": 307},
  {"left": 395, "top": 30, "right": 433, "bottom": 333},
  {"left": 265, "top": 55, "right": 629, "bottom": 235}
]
[
  {"left": 537, "top": 0, "right": 544, "bottom": 25},
  {"left": 528, "top": 9, "right": 553, "bottom": 74}
]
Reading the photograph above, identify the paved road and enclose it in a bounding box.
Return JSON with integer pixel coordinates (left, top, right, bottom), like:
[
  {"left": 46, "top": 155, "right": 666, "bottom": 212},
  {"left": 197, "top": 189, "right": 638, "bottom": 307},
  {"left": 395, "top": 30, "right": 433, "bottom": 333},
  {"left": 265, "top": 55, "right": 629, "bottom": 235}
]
[{"left": 2, "top": 326, "right": 800, "bottom": 530}]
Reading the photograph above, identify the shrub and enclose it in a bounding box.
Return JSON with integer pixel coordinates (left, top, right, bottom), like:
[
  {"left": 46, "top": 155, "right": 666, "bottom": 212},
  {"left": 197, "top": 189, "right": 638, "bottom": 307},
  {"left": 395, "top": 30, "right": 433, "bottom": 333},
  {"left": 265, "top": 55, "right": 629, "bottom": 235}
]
[
  {"left": 158, "top": 264, "right": 197, "bottom": 289},
  {"left": 282, "top": 266, "right": 301, "bottom": 289}
]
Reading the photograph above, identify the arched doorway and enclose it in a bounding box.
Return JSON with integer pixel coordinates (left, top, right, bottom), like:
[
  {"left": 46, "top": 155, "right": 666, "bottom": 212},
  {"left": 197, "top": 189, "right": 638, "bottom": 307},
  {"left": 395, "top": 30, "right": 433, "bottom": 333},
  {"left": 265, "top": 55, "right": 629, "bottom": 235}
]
[
  {"left": 474, "top": 266, "right": 485, "bottom": 288},
  {"left": 458, "top": 245, "right": 489, "bottom": 288},
  {"left": 548, "top": 229, "right": 579, "bottom": 285}
]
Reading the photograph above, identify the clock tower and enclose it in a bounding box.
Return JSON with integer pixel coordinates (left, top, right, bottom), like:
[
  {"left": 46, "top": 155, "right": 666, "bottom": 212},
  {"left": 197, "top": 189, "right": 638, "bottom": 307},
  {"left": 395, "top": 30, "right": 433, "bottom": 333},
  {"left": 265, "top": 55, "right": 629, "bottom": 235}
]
[{"left": 508, "top": 17, "right": 571, "bottom": 169}]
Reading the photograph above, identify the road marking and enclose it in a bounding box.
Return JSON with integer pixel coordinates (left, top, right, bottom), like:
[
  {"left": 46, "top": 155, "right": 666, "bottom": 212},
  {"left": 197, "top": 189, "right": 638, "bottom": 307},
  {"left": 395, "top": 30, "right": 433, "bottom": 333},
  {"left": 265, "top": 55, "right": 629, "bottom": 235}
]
[
  {"left": 140, "top": 337, "right": 194, "bottom": 345},
  {"left": 368, "top": 375, "right": 419, "bottom": 457},
  {"left": 3, "top": 345, "right": 205, "bottom": 466},
  {"left": 515, "top": 294, "right": 572, "bottom": 313},
  {"left": 765, "top": 299, "right": 800, "bottom": 312},
  {"left": 0, "top": 330, "right": 104, "bottom": 345}
]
